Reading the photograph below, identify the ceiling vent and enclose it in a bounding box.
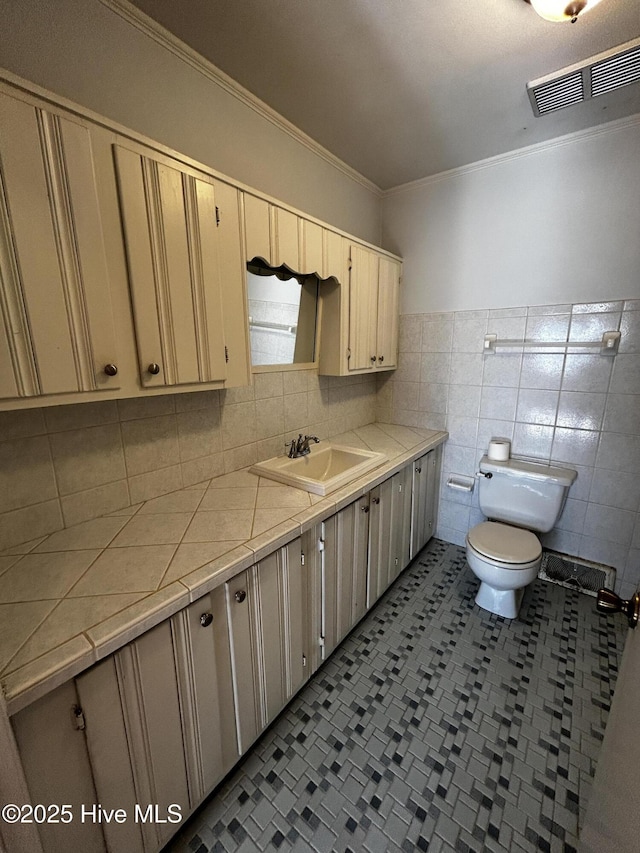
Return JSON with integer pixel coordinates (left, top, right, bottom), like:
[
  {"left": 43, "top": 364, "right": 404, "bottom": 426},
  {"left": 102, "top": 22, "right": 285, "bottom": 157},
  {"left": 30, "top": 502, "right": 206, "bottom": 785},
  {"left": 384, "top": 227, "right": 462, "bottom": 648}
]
[{"left": 527, "top": 37, "right": 640, "bottom": 117}]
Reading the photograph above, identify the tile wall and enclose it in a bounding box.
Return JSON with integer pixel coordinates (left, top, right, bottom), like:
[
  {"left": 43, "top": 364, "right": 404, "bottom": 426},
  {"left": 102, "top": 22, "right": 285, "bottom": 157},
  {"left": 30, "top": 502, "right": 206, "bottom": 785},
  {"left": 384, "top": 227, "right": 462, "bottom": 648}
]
[
  {"left": 0, "top": 371, "right": 377, "bottom": 552},
  {"left": 377, "top": 300, "right": 640, "bottom": 596}
]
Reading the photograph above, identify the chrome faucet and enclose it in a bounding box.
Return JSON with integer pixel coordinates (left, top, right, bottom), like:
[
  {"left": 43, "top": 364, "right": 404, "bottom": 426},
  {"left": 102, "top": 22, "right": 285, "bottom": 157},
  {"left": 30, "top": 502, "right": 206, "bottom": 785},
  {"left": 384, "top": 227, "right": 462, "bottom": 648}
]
[{"left": 287, "top": 434, "right": 320, "bottom": 458}]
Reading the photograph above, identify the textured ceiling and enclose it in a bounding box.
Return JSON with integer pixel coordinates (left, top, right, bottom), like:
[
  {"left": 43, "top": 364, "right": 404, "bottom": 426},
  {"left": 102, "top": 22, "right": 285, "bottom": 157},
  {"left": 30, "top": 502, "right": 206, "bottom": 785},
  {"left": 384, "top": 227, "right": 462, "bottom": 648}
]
[{"left": 127, "top": 0, "right": 640, "bottom": 189}]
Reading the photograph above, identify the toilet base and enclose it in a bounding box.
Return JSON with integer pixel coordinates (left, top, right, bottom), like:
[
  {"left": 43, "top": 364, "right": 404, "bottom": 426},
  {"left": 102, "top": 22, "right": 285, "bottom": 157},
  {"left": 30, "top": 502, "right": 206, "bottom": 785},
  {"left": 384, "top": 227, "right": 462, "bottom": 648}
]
[{"left": 475, "top": 582, "right": 524, "bottom": 619}]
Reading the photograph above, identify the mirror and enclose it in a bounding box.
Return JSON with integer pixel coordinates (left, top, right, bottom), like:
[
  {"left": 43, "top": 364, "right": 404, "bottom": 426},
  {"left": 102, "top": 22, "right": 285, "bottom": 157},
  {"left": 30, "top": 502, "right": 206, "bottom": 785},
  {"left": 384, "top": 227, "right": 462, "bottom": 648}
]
[{"left": 247, "top": 259, "right": 320, "bottom": 368}]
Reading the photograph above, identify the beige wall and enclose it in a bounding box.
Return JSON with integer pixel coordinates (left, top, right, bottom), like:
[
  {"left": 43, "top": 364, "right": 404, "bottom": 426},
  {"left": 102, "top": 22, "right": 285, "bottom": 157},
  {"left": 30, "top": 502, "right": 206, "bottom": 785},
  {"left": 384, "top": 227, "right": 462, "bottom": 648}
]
[
  {"left": 0, "top": 371, "right": 377, "bottom": 552},
  {"left": 0, "top": 0, "right": 382, "bottom": 244}
]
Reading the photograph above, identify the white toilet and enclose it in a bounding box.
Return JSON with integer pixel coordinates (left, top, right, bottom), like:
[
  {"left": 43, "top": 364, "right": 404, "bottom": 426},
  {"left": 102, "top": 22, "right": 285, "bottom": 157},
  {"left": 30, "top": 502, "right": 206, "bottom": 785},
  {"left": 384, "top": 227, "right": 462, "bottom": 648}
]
[{"left": 466, "top": 455, "right": 577, "bottom": 618}]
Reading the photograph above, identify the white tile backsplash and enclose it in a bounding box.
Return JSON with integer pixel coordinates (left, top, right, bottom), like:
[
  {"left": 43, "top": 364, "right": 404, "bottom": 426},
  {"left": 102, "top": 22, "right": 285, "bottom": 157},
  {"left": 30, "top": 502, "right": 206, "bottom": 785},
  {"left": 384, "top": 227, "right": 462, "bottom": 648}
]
[
  {"left": 392, "top": 299, "right": 640, "bottom": 593},
  {"left": 0, "top": 369, "right": 379, "bottom": 551}
]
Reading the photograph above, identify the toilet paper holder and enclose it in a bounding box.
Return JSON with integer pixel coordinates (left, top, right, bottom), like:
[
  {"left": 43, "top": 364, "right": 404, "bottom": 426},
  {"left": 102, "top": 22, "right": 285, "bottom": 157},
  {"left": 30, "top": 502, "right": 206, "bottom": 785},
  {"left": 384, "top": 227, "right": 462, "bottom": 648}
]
[{"left": 447, "top": 475, "right": 475, "bottom": 493}]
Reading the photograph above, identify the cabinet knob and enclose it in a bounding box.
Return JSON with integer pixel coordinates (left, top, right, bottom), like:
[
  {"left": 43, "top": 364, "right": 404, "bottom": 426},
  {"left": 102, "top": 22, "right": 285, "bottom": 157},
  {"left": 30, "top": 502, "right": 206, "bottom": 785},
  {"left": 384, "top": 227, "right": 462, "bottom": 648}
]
[
  {"left": 235, "top": 590, "right": 247, "bottom": 603},
  {"left": 104, "top": 363, "right": 118, "bottom": 377},
  {"left": 378, "top": 355, "right": 384, "bottom": 363},
  {"left": 147, "top": 362, "right": 161, "bottom": 375},
  {"left": 361, "top": 504, "right": 370, "bottom": 513},
  {"left": 372, "top": 497, "right": 380, "bottom": 505},
  {"left": 199, "top": 612, "right": 213, "bottom": 628},
  {"left": 370, "top": 355, "right": 376, "bottom": 363},
  {"left": 415, "top": 467, "right": 422, "bottom": 474}
]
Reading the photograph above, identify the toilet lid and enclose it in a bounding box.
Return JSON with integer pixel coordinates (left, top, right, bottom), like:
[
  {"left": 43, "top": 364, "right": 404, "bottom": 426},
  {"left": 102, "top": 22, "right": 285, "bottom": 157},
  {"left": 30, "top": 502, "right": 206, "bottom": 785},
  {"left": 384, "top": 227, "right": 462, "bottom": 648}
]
[{"left": 468, "top": 522, "right": 541, "bottom": 565}]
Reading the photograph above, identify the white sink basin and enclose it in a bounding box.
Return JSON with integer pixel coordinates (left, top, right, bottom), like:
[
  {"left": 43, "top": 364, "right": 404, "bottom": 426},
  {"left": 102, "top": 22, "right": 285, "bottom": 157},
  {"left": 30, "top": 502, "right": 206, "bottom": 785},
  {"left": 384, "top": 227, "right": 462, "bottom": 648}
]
[{"left": 250, "top": 443, "right": 387, "bottom": 496}]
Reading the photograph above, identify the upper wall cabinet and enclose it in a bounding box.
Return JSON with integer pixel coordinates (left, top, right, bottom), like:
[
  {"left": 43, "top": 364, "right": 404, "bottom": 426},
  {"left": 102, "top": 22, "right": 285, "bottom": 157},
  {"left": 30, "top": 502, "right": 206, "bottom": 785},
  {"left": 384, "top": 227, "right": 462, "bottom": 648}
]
[
  {"left": 318, "top": 244, "right": 401, "bottom": 376},
  {"left": 0, "top": 90, "right": 120, "bottom": 401},
  {"left": 114, "top": 144, "right": 229, "bottom": 388},
  {"left": 242, "top": 192, "right": 347, "bottom": 280}
]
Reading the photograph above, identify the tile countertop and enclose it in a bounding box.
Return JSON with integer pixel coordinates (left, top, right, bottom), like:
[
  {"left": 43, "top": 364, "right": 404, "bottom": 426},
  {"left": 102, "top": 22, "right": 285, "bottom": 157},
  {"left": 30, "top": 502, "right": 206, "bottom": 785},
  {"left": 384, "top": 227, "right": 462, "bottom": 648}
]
[{"left": 0, "top": 424, "right": 447, "bottom": 714}]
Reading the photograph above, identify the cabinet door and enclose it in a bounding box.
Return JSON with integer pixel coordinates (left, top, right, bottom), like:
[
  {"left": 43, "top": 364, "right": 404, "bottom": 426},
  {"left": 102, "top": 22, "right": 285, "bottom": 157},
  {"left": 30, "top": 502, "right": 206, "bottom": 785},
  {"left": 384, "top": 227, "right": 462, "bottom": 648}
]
[
  {"left": 376, "top": 257, "right": 400, "bottom": 370},
  {"left": 348, "top": 244, "right": 378, "bottom": 372},
  {"left": 76, "top": 658, "right": 147, "bottom": 853},
  {"left": 411, "top": 449, "right": 440, "bottom": 557},
  {"left": 11, "top": 679, "right": 110, "bottom": 853},
  {"left": 0, "top": 91, "right": 119, "bottom": 400},
  {"left": 322, "top": 498, "right": 369, "bottom": 656},
  {"left": 171, "top": 590, "right": 238, "bottom": 801},
  {"left": 212, "top": 180, "right": 251, "bottom": 388},
  {"left": 108, "top": 619, "right": 191, "bottom": 851},
  {"left": 226, "top": 539, "right": 309, "bottom": 752},
  {"left": 395, "top": 464, "right": 414, "bottom": 576},
  {"left": 367, "top": 480, "right": 394, "bottom": 608},
  {"left": 114, "top": 145, "right": 227, "bottom": 387}
]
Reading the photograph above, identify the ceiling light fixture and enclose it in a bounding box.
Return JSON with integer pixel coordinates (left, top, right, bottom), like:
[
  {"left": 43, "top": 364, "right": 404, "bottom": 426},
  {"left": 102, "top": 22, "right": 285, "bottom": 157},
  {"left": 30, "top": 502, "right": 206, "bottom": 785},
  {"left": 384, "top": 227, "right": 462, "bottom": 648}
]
[{"left": 524, "top": 0, "right": 605, "bottom": 23}]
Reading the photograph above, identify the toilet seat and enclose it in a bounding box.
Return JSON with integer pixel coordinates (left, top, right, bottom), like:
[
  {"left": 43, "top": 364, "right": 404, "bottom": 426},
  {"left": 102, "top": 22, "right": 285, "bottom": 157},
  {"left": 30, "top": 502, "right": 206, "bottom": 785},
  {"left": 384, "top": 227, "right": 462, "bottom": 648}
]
[{"left": 467, "top": 521, "right": 541, "bottom": 566}]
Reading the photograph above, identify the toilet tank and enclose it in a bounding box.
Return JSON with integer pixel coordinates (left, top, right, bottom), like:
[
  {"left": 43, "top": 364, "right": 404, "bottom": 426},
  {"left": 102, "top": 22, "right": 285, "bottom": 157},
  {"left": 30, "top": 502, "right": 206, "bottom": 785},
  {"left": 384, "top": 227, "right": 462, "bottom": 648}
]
[{"left": 477, "top": 456, "right": 577, "bottom": 533}]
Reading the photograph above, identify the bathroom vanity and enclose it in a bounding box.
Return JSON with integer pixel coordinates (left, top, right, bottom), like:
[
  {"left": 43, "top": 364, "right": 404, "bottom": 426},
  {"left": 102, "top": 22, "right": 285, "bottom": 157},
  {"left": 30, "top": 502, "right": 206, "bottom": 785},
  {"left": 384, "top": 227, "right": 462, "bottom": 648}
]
[{"left": 2, "top": 425, "right": 445, "bottom": 853}]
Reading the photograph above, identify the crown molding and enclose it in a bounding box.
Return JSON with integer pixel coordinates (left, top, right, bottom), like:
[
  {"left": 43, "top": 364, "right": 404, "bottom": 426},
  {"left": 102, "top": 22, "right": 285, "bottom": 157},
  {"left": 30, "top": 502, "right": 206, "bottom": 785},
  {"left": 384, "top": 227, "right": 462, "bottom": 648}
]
[
  {"left": 384, "top": 112, "right": 640, "bottom": 198},
  {"left": 98, "top": 0, "right": 381, "bottom": 197}
]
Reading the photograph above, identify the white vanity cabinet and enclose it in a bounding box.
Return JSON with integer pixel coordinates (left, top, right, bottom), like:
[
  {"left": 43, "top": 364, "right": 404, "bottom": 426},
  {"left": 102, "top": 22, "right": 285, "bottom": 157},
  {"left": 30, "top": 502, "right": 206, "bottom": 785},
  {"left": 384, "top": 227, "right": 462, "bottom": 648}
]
[
  {"left": 318, "top": 244, "right": 401, "bottom": 376},
  {"left": 0, "top": 88, "right": 120, "bottom": 402},
  {"left": 225, "top": 538, "right": 311, "bottom": 753}
]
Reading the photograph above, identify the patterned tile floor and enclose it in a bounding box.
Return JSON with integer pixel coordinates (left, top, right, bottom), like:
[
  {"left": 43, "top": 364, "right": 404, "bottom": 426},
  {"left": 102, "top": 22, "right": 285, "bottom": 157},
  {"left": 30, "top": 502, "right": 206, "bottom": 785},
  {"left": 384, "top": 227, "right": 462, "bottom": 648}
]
[{"left": 166, "top": 540, "right": 626, "bottom": 853}]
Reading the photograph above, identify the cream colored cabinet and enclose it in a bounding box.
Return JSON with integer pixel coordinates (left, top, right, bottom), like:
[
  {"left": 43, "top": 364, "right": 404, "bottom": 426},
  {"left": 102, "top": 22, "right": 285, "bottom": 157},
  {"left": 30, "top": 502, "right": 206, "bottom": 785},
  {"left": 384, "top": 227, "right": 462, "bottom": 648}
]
[
  {"left": 114, "top": 144, "right": 229, "bottom": 388},
  {"left": 411, "top": 447, "right": 441, "bottom": 558},
  {"left": 321, "top": 497, "right": 370, "bottom": 658},
  {"left": 0, "top": 89, "right": 120, "bottom": 401},
  {"left": 226, "top": 538, "right": 310, "bottom": 753},
  {"left": 318, "top": 243, "right": 401, "bottom": 376},
  {"left": 12, "top": 586, "right": 238, "bottom": 853},
  {"left": 77, "top": 588, "right": 237, "bottom": 853},
  {"left": 242, "top": 192, "right": 347, "bottom": 279},
  {"left": 368, "top": 465, "right": 413, "bottom": 607}
]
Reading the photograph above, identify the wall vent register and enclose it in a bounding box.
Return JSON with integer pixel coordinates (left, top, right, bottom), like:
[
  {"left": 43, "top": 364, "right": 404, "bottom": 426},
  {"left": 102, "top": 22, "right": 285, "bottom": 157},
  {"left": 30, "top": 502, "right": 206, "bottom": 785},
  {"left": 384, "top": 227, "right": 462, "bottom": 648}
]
[{"left": 527, "top": 37, "right": 640, "bottom": 116}]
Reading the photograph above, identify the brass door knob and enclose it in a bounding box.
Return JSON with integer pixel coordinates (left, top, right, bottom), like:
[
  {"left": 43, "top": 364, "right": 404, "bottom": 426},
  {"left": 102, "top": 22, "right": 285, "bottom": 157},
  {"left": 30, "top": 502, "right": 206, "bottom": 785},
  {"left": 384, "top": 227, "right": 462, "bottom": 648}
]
[
  {"left": 199, "top": 613, "right": 213, "bottom": 628},
  {"left": 596, "top": 589, "right": 640, "bottom": 629},
  {"left": 104, "top": 364, "right": 118, "bottom": 376},
  {"left": 148, "top": 363, "right": 161, "bottom": 375}
]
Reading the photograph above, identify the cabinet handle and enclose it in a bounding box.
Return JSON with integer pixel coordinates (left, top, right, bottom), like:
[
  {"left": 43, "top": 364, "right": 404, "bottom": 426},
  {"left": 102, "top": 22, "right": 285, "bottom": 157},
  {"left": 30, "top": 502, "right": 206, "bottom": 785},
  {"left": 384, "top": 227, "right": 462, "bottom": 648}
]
[
  {"left": 378, "top": 355, "right": 384, "bottom": 363},
  {"left": 370, "top": 355, "right": 376, "bottom": 363},
  {"left": 104, "top": 363, "right": 118, "bottom": 376},
  {"left": 415, "top": 467, "right": 422, "bottom": 473},
  {"left": 372, "top": 497, "right": 380, "bottom": 505},
  {"left": 235, "top": 590, "right": 247, "bottom": 603},
  {"left": 148, "top": 362, "right": 161, "bottom": 375},
  {"left": 199, "top": 612, "right": 213, "bottom": 628},
  {"left": 361, "top": 505, "right": 370, "bottom": 513}
]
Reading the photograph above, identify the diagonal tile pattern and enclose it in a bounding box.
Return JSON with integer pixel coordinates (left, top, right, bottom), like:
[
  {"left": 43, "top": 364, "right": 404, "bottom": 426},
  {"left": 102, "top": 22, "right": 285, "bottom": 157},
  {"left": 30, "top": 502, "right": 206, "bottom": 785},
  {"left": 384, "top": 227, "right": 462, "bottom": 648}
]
[
  {"left": 0, "top": 425, "right": 444, "bottom": 707},
  {"left": 167, "top": 540, "right": 626, "bottom": 853}
]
